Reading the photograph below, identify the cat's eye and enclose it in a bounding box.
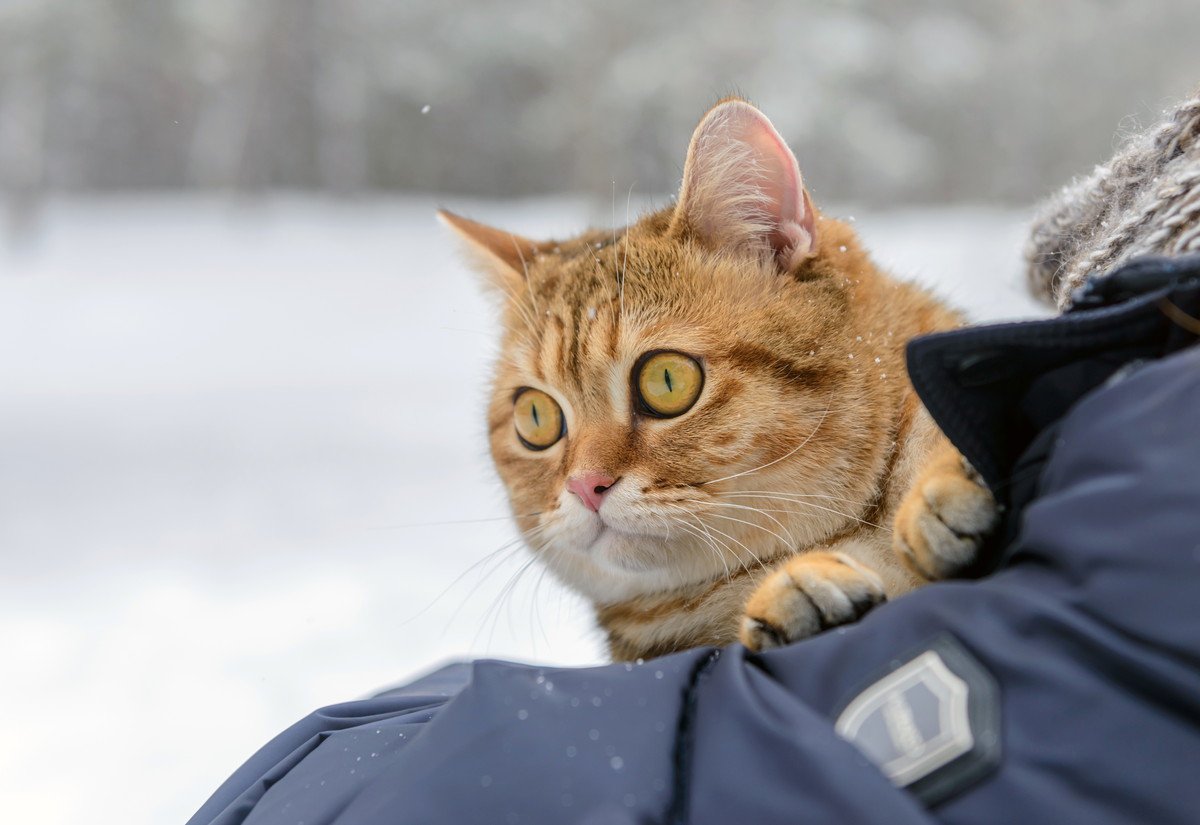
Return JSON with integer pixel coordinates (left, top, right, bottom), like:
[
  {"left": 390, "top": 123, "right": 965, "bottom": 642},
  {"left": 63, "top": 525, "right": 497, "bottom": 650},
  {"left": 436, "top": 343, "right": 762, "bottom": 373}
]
[
  {"left": 513, "top": 388, "right": 565, "bottom": 450},
  {"left": 634, "top": 351, "right": 704, "bottom": 418}
]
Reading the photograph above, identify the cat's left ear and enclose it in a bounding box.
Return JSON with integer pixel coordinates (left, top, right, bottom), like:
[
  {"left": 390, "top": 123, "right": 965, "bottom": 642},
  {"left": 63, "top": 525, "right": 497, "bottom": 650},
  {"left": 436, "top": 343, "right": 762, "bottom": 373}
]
[
  {"left": 438, "top": 209, "right": 547, "bottom": 294},
  {"left": 670, "top": 99, "right": 817, "bottom": 271}
]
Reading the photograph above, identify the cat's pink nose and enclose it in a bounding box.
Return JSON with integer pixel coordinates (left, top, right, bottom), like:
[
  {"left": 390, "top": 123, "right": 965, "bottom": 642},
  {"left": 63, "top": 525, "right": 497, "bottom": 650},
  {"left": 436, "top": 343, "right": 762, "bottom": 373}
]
[{"left": 566, "top": 472, "right": 618, "bottom": 513}]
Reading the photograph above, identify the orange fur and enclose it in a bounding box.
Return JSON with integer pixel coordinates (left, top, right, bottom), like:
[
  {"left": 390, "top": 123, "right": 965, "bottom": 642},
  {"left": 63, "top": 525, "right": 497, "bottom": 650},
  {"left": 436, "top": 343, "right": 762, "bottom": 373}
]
[{"left": 443, "top": 99, "right": 982, "bottom": 660}]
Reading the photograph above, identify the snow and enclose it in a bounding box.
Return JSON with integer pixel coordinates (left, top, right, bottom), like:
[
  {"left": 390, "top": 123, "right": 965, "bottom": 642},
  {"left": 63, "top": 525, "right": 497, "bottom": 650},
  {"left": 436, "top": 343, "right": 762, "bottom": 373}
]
[{"left": 0, "top": 196, "right": 1046, "bottom": 825}]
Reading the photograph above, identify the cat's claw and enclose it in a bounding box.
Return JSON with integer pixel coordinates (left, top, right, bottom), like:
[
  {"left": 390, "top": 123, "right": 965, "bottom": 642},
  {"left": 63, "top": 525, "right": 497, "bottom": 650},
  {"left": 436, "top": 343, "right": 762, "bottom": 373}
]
[
  {"left": 740, "top": 551, "right": 887, "bottom": 652},
  {"left": 893, "top": 450, "right": 998, "bottom": 581}
]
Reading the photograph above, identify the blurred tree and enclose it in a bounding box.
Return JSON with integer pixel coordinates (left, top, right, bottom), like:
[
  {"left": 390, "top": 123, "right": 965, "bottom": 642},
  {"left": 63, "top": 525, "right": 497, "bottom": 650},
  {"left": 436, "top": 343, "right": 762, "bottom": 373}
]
[{"left": 1, "top": 0, "right": 1198, "bottom": 225}]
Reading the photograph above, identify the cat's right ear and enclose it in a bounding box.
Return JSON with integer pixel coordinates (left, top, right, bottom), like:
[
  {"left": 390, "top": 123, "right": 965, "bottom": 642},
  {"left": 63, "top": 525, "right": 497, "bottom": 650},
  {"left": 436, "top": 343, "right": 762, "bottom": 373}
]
[{"left": 437, "top": 209, "right": 544, "bottom": 295}]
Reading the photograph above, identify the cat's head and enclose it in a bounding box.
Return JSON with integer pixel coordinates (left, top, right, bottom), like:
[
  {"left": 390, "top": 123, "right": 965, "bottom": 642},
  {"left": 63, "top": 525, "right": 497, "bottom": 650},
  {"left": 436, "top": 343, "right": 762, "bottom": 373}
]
[{"left": 442, "top": 100, "right": 892, "bottom": 603}]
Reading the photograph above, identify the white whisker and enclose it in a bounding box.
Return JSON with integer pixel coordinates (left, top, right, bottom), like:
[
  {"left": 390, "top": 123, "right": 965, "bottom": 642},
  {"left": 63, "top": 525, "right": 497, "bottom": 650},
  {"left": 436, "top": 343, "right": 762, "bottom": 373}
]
[
  {"left": 715, "top": 492, "right": 880, "bottom": 530},
  {"left": 370, "top": 511, "right": 544, "bottom": 530},
  {"left": 691, "top": 515, "right": 761, "bottom": 577},
  {"left": 680, "top": 499, "right": 795, "bottom": 548},
  {"left": 666, "top": 512, "right": 732, "bottom": 582},
  {"left": 476, "top": 546, "right": 544, "bottom": 650},
  {"left": 698, "top": 399, "right": 832, "bottom": 486},
  {"left": 666, "top": 503, "right": 759, "bottom": 578},
  {"left": 511, "top": 233, "right": 540, "bottom": 317},
  {"left": 714, "top": 489, "right": 868, "bottom": 507},
  {"left": 424, "top": 527, "right": 544, "bottom": 630}
]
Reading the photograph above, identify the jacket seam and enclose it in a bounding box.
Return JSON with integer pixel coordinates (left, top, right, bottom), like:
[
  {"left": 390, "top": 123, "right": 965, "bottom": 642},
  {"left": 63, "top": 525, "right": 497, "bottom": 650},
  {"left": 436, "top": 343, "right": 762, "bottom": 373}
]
[{"left": 664, "top": 649, "right": 722, "bottom": 825}]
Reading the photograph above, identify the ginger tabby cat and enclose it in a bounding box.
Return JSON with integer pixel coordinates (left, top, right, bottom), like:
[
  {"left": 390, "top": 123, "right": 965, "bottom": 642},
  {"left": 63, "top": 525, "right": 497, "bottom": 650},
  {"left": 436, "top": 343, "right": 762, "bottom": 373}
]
[{"left": 441, "top": 99, "right": 996, "bottom": 661}]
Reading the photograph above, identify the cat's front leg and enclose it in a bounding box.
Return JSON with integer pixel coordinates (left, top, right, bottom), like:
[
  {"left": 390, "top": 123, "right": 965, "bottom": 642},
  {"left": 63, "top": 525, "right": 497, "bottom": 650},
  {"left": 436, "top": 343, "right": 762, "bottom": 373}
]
[
  {"left": 892, "top": 441, "right": 998, "bottom": 581},
  {"left": 740, "top": 549, "right": 888, "bottom": 652}
]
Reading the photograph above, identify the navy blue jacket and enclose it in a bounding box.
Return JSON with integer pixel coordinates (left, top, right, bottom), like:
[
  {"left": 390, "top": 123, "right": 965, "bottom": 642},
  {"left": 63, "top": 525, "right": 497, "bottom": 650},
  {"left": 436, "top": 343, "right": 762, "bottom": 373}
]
[{"left": 189, "top": 255, "right": 1200, "bottom": 825}]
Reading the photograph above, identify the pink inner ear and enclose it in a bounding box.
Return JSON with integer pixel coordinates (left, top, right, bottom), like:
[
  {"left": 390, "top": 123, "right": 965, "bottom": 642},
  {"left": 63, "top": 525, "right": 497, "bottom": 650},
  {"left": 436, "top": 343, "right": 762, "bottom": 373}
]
[
  {"left": 676, "top": 101, "right": 816, "bottom": 268},
  {"left": 742, "top": 120, "right": 813, "bottom": 265},
  {"left": 741, "top": 116, "right": 802, "bottom": 224}
]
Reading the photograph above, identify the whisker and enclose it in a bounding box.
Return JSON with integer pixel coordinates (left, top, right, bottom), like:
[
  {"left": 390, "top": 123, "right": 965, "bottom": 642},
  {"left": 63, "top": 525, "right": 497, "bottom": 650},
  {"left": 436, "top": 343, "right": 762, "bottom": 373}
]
[
  {"left": 529, "top": 560, "right": 555, "bottom": 653},
  {"left": 691, "top": 515, "right": 761, "bottom": 578},
  {"left": 369, "top": 512, "right": 543, "bottom": 530},
  {"left": 476, "top": 548, "right": 543, "bottom": 650},
  {"left": 511, "top": 233, "right": 540, "bottom": 316},
  {"left": 495, "top": 275, "right": 538, "bottom": 326},
  {"left": 664, "top": 505, "right": 727, "bottom": 569},
  {"left": 578, "top": 231, "right": 620, "bottom": 326},
  {"left": 694, "top": 505, "right": 777, "bottom": 570},
  {"left": 437, "top": 326, "right": 498, "bottom": 340},
  {"left": 525, "top": 538, "right": 575, "bottom": 642},
  {"left": 665, "top": 503, "right": 758, "bottom": 579},
  {"left": 419, "top": 536, "right": 528, "bottom": 631},
  {"left": 671, "top": 509, "right": 733, "bottom": 576},
  {"left": 440, "top": 525, "right": 547, "bottom": 628},
  {"left": 715, "top": 492, "right": 881, "bottom": 530},
  {"left": 680, "top": 499, "right": 795, "bottom": 548},
  {"left": 491, "top": 271, "right": 544, "bottom": 345},
  {"left": 620, "top": 181, "right": 634, "bottom": 324},
  {"left": 666, "top": 514, "right": 732, "bottom": 583},
  {"left": 698, "top": 399, "right": 832, "bottom": 486},
  {"left": 713, "top": 489, "right": 868, "bottom": 507}
]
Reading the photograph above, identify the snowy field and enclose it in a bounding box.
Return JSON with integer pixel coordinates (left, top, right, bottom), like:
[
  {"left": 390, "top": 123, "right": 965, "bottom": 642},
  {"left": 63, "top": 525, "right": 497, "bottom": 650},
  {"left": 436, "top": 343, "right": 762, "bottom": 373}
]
[{"left": 0, "top": 197, "right": 1047, "bottom": 824}]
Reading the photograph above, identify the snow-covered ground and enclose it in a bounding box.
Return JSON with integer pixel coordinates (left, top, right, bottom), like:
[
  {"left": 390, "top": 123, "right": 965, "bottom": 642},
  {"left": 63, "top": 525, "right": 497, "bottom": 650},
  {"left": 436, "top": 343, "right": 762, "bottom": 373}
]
[{"left": 0, "top": 196, "right": 1047, "bottom": 824}]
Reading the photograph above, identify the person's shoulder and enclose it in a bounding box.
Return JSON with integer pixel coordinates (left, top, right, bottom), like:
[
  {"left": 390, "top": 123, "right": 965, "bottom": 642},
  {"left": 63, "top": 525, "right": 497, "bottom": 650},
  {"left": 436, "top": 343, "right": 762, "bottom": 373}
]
[{"left": 1062, "top": 342, "right": 1200, "bottom": 454}]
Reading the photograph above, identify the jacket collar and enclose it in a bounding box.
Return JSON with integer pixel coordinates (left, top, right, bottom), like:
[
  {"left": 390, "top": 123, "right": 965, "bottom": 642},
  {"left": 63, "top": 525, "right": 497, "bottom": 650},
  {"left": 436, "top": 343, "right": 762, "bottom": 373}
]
[{"left": 906, "top": 254, "right": 1200, "bottom": 502}]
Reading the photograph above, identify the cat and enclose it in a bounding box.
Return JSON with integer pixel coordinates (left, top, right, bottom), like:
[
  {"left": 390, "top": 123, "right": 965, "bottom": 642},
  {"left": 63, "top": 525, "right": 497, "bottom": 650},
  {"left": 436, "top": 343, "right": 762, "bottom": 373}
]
[{"left": 441, "top": 99, "right": 996, "bottom": 661}]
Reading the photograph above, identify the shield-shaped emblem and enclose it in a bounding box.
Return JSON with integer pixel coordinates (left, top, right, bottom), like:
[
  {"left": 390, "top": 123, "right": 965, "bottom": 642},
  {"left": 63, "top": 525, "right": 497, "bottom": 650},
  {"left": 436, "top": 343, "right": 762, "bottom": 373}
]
[{"left": 834, "top": 635, "right": 1001, "bottom": 805}]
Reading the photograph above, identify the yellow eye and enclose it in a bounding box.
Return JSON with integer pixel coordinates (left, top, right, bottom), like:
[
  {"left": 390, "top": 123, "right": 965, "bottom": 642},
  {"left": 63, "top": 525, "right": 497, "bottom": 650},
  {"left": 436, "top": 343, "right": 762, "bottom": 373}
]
[
  {"left": 635, "top": 351, "right": 704, "bottom": 417},
  {"left": 513, "top": 388, "right": 565, "bottom": 450}
]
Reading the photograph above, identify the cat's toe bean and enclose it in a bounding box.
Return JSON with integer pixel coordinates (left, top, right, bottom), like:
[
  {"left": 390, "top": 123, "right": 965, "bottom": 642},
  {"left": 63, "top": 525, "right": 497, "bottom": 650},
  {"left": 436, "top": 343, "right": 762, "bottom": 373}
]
[
  {"left": 895, "top": 460, "right": 997, "bottom": 580},
  {"left": 740, "top": 552, "right": 887, "bottom": 652}
]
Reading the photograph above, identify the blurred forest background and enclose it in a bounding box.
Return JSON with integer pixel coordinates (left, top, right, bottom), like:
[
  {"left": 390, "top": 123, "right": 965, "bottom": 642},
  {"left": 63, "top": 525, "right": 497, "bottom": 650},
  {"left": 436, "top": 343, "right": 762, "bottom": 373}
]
[{"left": 2, "top": 0, "right": 1200, "bottom": 234}]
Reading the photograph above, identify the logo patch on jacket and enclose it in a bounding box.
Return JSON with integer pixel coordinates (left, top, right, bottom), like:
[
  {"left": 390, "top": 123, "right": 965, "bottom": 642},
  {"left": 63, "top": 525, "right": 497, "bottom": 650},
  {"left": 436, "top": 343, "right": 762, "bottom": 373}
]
[{"left": 834, "top": 634, "right": 1001, "bottom": 805}]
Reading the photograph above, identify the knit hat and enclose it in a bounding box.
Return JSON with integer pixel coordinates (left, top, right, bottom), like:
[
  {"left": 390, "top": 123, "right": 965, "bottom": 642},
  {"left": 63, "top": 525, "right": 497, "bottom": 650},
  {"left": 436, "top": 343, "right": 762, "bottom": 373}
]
[{"left": 1026, "top": 88, "right": 1200, "bottom": 308}]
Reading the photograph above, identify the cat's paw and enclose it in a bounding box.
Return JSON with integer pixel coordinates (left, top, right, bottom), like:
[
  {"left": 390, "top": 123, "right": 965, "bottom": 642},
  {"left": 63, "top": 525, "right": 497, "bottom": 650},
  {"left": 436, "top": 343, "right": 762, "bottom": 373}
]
[
  {"left": 893, "top": 447, "right": 997, "bottom": 581},
  {"left": 740, "top": 551, "right": 887, "bottom": 652}
]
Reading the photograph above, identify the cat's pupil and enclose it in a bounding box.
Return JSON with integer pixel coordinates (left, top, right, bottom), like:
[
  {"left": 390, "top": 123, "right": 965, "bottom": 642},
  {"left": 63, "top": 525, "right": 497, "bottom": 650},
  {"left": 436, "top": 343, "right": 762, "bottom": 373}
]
[
  {"left": 664, "top": 368, "right": 673, "bottom": 392},
  {"left": 532, "top": 403, "right": 540, "bottom": 426}
]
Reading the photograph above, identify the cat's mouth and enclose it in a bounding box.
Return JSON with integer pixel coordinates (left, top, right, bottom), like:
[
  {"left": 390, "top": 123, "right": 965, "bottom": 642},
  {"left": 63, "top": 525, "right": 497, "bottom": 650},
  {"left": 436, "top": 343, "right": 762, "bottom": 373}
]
[
  {"left": 535, "top": 498, "right": 748, "bottom": 600},
  {"left": 587, "top": 507, "right": 657, "bottom": 545},
  {"left": 584, "top": 514, "right": 639, "bottom": 551},
  {"left": 554, "top": 505, "right": 643, "bottom": 555}
]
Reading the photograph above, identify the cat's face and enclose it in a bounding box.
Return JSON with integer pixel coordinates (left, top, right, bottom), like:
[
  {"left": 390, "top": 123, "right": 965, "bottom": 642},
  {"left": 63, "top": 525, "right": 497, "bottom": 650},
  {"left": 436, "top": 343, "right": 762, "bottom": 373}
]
[{"left": 444, "top": 100, "right": 885, "bottom": 603}]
